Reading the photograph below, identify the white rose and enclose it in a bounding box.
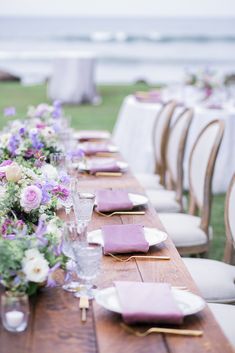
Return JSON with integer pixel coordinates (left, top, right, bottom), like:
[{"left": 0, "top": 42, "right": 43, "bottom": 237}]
[
  {"left": 23, "top": 256, "right": 49, "bottom": 283},
  {"left": 23, "top": 248, "right": 43, "bottom": 263},
  {"left": 40, "top": 164, "right": 58, "bottom": 180},
  {"left": 5, "top": 162, "right": 22, "bottom": 182},
  {"left": 0, "top": 133, "right": 11, "bottom": 148}
]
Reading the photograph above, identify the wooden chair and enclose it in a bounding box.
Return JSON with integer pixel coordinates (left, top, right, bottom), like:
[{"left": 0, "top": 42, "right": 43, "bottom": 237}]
[
  {"left": 146, "top": 107, "right": 193, "bottom": 213},
  {"left": 135, "top": 100, "right": 177, "bottom": 188},
  {"left": 159, "top": 119, "right": 225, "bottom": 256},
  {"left": 183, "top": 174, "right": 235, "bottom": 303}
]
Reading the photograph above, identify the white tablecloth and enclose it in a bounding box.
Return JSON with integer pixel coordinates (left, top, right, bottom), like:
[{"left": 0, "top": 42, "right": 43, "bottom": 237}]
[
  {"left": 113, "top": 95, "right": 235, "bottom": 193},
  {"left": 47, "top": 52, "right": 99, "bottom": 104},
  {"left": 113, "top": 95, "right": 162, "bottom": 173}
]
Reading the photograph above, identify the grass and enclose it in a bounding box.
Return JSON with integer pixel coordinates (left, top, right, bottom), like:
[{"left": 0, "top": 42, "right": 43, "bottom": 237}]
[{"left": 0, "top": 82, "right": 226, "bottom": 260}]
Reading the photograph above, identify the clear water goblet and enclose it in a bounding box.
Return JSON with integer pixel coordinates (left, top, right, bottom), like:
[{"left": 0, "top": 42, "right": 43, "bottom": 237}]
[{"left": 72, "top": 243, "right": 102, "bottom": 299}]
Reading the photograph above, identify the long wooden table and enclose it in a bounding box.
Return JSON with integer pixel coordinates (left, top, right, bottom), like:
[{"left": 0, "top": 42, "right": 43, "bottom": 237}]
[{"left": 0, "top": 166, "right": 234, "bottom": 353}]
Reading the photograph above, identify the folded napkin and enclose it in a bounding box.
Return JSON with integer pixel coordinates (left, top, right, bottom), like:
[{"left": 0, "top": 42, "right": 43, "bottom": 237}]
[
  {"left": 88, "top": 160, "right": 121, "bottom": 174},
  {"left": 96, "top": 190, "right": 133, "bottom": 212},
  {"left": 81, "top": 143, "right": 111, "bottom": 156},
  {"left": 206, "top": 104, "right": 223, "bottom": 110},
  {"left": 102, "top": 224, "right": 149, "bottom": 254},
  {"left": 115, "top": 281, "right": 183, "bottom": 324}
]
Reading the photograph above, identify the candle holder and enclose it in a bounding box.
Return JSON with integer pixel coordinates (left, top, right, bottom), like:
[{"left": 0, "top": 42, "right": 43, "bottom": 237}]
[{"left": 1, "top": 292, "right": 29, "bottom": 332}]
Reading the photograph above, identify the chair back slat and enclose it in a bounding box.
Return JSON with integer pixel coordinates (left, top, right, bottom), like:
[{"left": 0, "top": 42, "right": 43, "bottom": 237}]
[
  {"left": 153, "top": 100, "right": 176, "bottom": 183},
  {"left": 189, "top": 120, "right": 224, "bottom": 232},
  {"left": 224, "top": 174, "right": 235, "bottom": 264},
  {"left": 166, "top": 108, "right": 193, "bottom": 197}
]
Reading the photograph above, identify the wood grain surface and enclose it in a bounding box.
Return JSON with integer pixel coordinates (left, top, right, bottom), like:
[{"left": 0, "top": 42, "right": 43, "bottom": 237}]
[{"left": 0, "top": 159, "right": 233, "bottom": 353}]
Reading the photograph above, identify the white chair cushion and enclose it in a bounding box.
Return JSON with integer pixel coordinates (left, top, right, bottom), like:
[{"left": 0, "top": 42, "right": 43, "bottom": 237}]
[
  {"left": 135, "top": 173, "right": 163, "bottom": 189},
  {"left": 146, "top": 189, "right": 181, "bottom": 213},
  {"left": 209, "top": 303, "right": 235, "bottom": 348},
  {"left": 183, "top": 258, "right": 235, "bottom": 303},
  {"left": 158, "top": 213, "right": 212, "bottom": 247}
]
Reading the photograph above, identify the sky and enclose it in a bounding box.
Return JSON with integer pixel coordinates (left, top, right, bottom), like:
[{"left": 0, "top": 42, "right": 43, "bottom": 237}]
[{"left": 0, "top": 0, "right": 235, "bottom": 17}]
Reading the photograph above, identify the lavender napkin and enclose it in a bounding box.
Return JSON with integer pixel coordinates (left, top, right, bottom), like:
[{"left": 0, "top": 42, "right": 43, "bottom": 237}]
[
  {"left": 115, "top": 281, "right": 183, "bottom": 324},
  {"left": 88, "top": 160, "right": 121, "bottom": 174},
  {"left": 96, "top": 190, "right": 133, "bottom": 212},
  {"left": 81, "top": 143, "right": 111, "bottom": 156},
  {"left": 102, "top": 224, "right": 149, "bottom": 255}
]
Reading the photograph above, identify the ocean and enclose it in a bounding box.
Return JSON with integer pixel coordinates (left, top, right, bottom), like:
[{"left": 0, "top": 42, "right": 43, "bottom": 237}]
[{"left": 0, "top": 16, "right": 235, "bottom": 84}]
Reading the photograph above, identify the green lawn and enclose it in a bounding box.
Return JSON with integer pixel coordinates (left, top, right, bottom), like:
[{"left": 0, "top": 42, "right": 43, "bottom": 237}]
[{"left": 0, "top": 82, "right": 226, "bottom": 260}]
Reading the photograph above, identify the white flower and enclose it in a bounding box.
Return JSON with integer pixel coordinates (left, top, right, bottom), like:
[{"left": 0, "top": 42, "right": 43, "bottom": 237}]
[
  {"left": 41, "top": 127, "right": 55, "bottom": 139},
  {"left": 40, "top": 164, "right": 58, "bottom": 180},
  {"left": 23, "top": 255, "right": 49, "bottom": 283},
  {"left": 47, "top": 219, "right": 62, "bottom": 240},
  {"left": 0, "top": 133, "right": 11, "bottom": 148},
  {"left": 0, "top": 185, "right": 6, "bottom": 200},
  {"left": 23, "top": 248, "right": 43, "bottom": 263},
  {"left": 5, "top": 162, "right": 22, "bottom": 182}
]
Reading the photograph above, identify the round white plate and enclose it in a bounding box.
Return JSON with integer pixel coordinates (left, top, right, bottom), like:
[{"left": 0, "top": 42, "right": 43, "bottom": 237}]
[
  {"left": 78, "top": 160, "right": 128, "bottom": 173},
  {"left": 94, "top": 193, "right": 148, "bottom": 208},
  {"left": 87, "top": 227, "right": 168, "bottom": 247},
  {"left": 95, "top": 287, "right": 205, "bottom": 317},
  {"left": 75, "top": 130, "right": 111, "bottom": 140},
  {"left": 78, "top": 144, "right": 119, "bottom": 153}
]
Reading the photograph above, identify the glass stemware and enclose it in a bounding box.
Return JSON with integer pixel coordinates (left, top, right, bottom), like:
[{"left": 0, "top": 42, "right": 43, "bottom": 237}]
[
  {"left": 72, "top": 189, "right": 95, "bottom": 242},
  {"left": 72, "top": 243, "right": 102, "bottom": 299},
  {"left": 50, "top": 152, "right": 67, "bottom": 173},
  {"left": 62, "top": 222, "right": 82, "bottom": 292}
]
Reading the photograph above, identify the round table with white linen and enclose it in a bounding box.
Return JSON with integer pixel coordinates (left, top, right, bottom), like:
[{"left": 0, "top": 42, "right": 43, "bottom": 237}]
[{"left": 113, "top": 95, "right": 235, "bottom": 193}]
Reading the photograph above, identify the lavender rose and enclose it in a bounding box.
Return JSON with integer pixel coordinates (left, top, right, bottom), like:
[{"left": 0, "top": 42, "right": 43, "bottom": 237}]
[{"left": 20, "top": 185, "right": 42, "bottom": 212}]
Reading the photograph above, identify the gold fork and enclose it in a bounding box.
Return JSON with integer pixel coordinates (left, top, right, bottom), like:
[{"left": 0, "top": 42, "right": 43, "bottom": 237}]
[
  {"left": 95, "top": 210, "right": 145, "bottom": 217},
  {"left": 121, "top": 323, "right": 203, "bottom": 337},
  {"left": 108, "top": 253, "right": 170, "bottom": 261}
]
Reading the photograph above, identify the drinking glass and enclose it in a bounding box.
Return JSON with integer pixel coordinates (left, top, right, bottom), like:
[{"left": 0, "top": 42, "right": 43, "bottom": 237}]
[
  {"left": 50, "top": 152, "right": 66, "bottom": 173},
  {"left": 72, "top": 191, "right": 95, "bottom": 242},
  {"left": 72, "top": 243, "right": 102, "bottom": 299},
  {"left": 1, "top": 293, "right": 29, "bottom": 332},
  {"left": 62, "top": 222, "right": 81, "bottom": 292}
]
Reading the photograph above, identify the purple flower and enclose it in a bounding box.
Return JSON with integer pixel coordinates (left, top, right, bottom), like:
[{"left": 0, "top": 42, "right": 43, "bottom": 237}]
[
  {"left": 59, "top": 171, "right": 70, "bottom": 185},
  {"left": 68, "top": 148, "right": 84, "bottom": 159},
  {"left": 3, "top": 107, "right": 16, "bottom": 117},
  {"left": 20, "top": 185, "right": 42, "bottom": 212},
  {"left": 52, "top": 101, "right": 62, "bottom": 119},
  {"left": 35, "top": 217, "right": 48, "bottom": 246},
  {"left": 52, "top": 185, "right": 69, "bottom": 201},
  {"left": 29, "top": 131, "right": 44, "bottom": 150},
  {"left": 8, "top": 135, "right": 21, "bottom": 156},
  {"left": 19, "top": 127, "right": 26, "bottom": 136},
  {"left": 46, "top": 262, "right": 61, "bottom": 288},
  {"left": 0, "top": 159, "right": 13, "bottom": 178}
]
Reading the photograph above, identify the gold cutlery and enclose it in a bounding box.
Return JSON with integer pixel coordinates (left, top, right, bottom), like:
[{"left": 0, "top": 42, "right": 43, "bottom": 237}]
[
  {"left": 95, "top": 152, "right": 117, "bottom": 157},
  {"left": 121, "top": 323, "right": 203, "bottom": 337},
  {"left": 108, "top": 253, "right": 170, "bottom": 262},
  {"left": 95, "top": 210, "right": 145, "bottom": 217},
  {"left": 95, "top": 172, "right": 123, "bottom": 177},
  {"left": 79, "top": 296, "right": 89, "bottom": 322}
]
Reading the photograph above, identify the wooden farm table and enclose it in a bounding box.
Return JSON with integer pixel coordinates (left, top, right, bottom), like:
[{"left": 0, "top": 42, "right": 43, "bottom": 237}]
[{"left": 0, "top": 166, "right": 233, "bottom": 353}]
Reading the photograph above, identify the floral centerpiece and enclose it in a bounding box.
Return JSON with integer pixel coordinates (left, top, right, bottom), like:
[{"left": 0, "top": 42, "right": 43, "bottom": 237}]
[
  {"left": 0, "top": 215, "right": 64, "bottom": 295},
  {"left": 0, "top": 160, "right": 70, "bottom": 295}
]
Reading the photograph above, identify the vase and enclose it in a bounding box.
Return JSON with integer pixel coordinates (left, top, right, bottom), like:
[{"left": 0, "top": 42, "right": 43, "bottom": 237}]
[{"left": 1, "top": 291, "right": 29, "bottom": 332}]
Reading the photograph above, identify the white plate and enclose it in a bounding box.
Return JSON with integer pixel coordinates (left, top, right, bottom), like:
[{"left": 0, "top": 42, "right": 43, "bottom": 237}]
[
  {"left": 79, "top": 144, "right": 119, "bottom": 153},
  {"left": 95, "top": 287, "right": 205, "bottom": 317},
  {"left": 75, "top": 130, "right": 111, "bottom": 140},
  {"left": 94, "top": 193, "right": 148, "bottom": 208},
  {"left": 87, "top": 227, "right": 168, "bottom": 247},
  {"left": 78, "top": 160, "right": 128, "bottom": 173}
]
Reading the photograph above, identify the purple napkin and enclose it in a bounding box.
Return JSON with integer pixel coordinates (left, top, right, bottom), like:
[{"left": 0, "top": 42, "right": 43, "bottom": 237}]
[
  {"left": 102, "top": 224, "right": 149, "bottom": 255},
  {"left": 115, "top": 281, "right": 183, "bottom": 324},
  {"left": 81, "top": 143, "right": 111, "bottom": 156},
  {"left": 96, "top": 190, "right": 133, "bottom": 212},
  {"left": 88, "top": 160, "right": 121, "bottom": 174},
  {"left": 206, "top": 104, "right": 223, "bottom": 110}
]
